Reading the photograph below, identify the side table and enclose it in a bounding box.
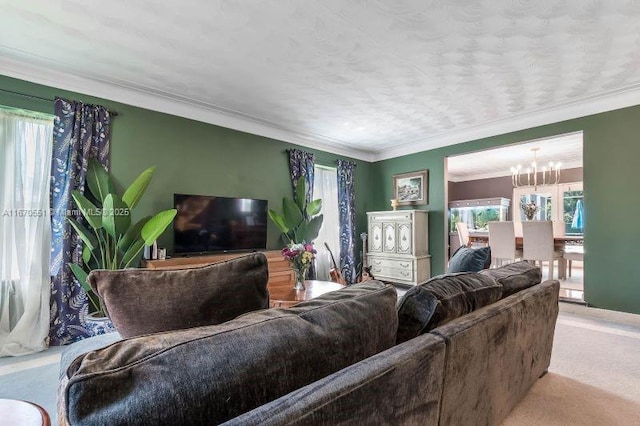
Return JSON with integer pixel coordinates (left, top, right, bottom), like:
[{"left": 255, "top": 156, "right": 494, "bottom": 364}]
[
  {"left": 269, "top": 280, "right": 346, "bottom": 308},
  {"left": 0, "top": 399, "right": 50, "bottom": 426}
]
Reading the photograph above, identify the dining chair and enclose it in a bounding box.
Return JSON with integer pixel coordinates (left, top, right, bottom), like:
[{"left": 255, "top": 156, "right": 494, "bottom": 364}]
[
  {"left": 522, "top": 221, "right": 565, "bottom": 280},
  {"left": 456, "top": 222, "right": 470, "bottom": 248},
  {"left": 563, "top": 245, "right": 584, "bottom": 277},
  {"left": 488, "top": 221, "right": 522, "bottom": 267}
]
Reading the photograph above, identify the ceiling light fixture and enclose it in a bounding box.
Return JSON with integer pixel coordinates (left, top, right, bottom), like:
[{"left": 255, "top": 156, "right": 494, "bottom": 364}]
[{"left": 510, "top": 148, "right": 561, "bottom": 191}]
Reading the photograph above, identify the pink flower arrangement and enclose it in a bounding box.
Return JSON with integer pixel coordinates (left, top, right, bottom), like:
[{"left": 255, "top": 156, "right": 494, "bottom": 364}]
[{"left": 282, "top": 242, "right": 317, "bottom": 276}]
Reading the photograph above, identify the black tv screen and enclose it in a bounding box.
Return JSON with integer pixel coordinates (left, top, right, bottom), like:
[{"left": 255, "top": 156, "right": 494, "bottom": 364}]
[{"left": 173, "top": 194, "right": 268, "bottom": 254}]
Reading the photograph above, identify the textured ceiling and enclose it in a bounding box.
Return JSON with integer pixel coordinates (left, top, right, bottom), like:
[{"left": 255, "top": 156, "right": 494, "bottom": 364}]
[
  {"left": 447, "top": 131, "right": 583, "bottom": 182},
  {"left": 0, "top": 1, "right": 639, "bottom": 160}
]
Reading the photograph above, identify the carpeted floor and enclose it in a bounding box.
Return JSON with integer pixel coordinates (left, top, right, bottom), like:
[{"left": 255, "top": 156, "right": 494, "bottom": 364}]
[
  {"left": 1, "top": 303, "right": 639, "bottom": 425},
  {"left": 503, "top": 373, "right": 640, "bottom": 425}
]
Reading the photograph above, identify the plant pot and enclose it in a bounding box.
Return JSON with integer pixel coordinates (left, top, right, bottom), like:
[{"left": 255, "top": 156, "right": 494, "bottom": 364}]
[{"left": 85, "top": 312, "right": 117, "bottom": 337}]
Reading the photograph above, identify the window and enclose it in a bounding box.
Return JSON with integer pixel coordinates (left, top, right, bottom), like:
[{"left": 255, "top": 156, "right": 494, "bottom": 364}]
[
  {"left": 513, "top": 182, "right": 583, "bottom": 236},
  {"left": 0, "top": 107, "right": 53, "bottom": 355},
  {"left": 312, "top": 166, "right": 340, "bottom": 280}
]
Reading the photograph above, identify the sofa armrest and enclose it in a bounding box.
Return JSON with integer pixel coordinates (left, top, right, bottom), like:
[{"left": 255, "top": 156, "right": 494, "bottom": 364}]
[{"left": 432, "top": 280, "right": 560, "bottom": 426}]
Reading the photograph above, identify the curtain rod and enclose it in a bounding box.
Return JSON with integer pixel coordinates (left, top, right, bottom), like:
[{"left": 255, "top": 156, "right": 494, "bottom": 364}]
[{"left": 0, "top": 88, "right": 119, "bottom": 116}]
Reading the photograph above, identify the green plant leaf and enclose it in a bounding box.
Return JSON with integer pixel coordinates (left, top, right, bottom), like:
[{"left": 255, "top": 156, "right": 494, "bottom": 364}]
[
  {"left": 267, "top": 210, "right": 289, "bottom": 234},
  {"left": 121, "top": 237, "right": 146, "bottom": 268},
  {"left": 82, "top": 244, "right": 92, "bottom": 264},
  {"left": 86, "top": 158, "right": 112, "bottom": 205},
  {"left": 67, "top": 218, "right": 98, "bottom": 251},
  {"left": 301, "top": 214, "right": 323, "bottom": 243},
  {"left": 102, "top": 194, "right": 131, "bottom": 239},
  {"left": 306, "top": 199, "right": 322, "bottom": 217},
  {"left": 294, "top": 176, "right": 306, "bottom": 211},
  {"left": 141, "top": 209, "right": 177, "bottom": 245},
  {"left": 283, "top": 197, "right": 303, "bottom": 229},
  {"left": 68, "top": 263, "right": 91, "bottom": 293},
  {"left": 122, "top": 166, "right": 155, "bottom": 210},
  {"left": 72, "top": 190, "right": 102, "bottom": 230},
  {"left": 118, "top": 216, "right": 151, "bottom": 252}
]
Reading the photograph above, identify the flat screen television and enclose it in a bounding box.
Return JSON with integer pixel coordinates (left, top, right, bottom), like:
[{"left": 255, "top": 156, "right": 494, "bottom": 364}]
[{"left": 173, "top": 194, "right": 268, "bottom": 255}]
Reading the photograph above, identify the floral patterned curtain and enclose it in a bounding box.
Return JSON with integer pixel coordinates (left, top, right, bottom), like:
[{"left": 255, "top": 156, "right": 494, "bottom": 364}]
[
  {"left": 49, "top": 98, "right": 111, "bottom": 345},
  {"left": 337, "top": 160, "right": 356, "bottom": 284},
  {"left": 287, "top": 148, "right": 315, "bottom": 204},
  {"left": 287, "top": 148, "right": 316, "bottom": 278}
]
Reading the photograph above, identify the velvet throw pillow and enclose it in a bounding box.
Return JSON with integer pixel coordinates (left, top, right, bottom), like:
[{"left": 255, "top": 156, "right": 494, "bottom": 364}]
[
  {"left": 60, "top": 281, "right": 398, "bottom": 425},
  {"left": 480, "top": 261, "right": 542, "bottom": 297},
  {"left": 447, "top": 246, "right": 492, "bottom": 273},
  {"left": 396, "top": 272, "right": 502, "bottom": 343},
  {"left": 88, "top": 252, "right": 270, "bottom": 338}
]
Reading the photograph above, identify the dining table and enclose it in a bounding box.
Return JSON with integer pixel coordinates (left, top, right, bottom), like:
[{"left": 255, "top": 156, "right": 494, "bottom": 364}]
[{"left": 468, "top": 233, "right": 583, "bottom": 251}]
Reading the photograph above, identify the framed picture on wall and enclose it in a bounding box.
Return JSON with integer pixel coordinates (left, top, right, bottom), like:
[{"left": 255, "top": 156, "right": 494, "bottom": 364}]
[{"left": 393, "top": 170, "right": 428, "bottom": 205}]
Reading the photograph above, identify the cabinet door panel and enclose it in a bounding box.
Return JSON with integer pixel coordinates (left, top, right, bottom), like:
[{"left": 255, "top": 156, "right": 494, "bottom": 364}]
[
  {"left": 383, "top": 223, "right": 397, "bottom": 253},
  {"left": 397, "top": 222, "right": 412, "bottom": 254},
  {"left": 369, "top": 223, "right": 383, "bottom": 252}
]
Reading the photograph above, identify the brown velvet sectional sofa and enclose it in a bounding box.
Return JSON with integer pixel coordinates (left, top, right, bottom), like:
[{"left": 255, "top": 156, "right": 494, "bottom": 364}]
[{"left": 58, "top": 260, "right": 559, "bottom": 425}]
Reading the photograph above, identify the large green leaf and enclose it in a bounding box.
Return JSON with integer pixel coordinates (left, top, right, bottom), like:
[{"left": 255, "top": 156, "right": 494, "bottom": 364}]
[
  {"left": 298, "top": 214, "right": 324, "bottom": 243},
  {"left": 68, "top": 263, "right": 91, "bottom": 293},
  {"left": 102, "top": 194, "right": 131, "bottom": 239},
  {"left": 67, "top": 218, "right": 98, "bottom": 251},
  {"left": 306, "top": 199, "right": 322, "bottom": 217},
  {"left": 82, "top": 244, "right": 92, "bottom": 264},
  {"left": 86, "top": 158, "right": 112, "bottom": 205},
  {"left": 71, "top": 190, "right": 102, "bottom": 230},
  {"left": 120, "top": 237, "right": 146, "bottom": 268},
  {"left": 141, "top": 209, "right": 177, "bottom": 245},
  {"left": 122, "top": 166, "right": 155, "bottom": 209},
  {"left": 267, "top": 210, "right": 289, "bottom": 234},
  {"left": 294, "top": 176, "right": 306, "bottom": 211},
  {"left": 282, "top": 198, "right": 303, "bottom": 229},
  {"left": 118, "top": 216, "right": 151, "bottom": 252}
]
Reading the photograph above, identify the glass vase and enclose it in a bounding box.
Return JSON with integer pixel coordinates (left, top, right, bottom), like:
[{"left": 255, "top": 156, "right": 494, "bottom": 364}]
[{"left": 294, "top": 268, "right": 306, "bottom": 291}]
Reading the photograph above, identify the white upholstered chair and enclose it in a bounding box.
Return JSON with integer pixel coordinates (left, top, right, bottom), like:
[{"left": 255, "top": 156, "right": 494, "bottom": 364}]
[
  {"left": 563, "top": 245, "right": 584, "bottom": 277},
  {"left": 456, "top": 222, "right": 470, "bottom": 248},
  {"left": 522, "top": 221, "right": 565, "bottom": 280},
  {"left": 488, "top": 221, "right": 522, "bottom": 267}
]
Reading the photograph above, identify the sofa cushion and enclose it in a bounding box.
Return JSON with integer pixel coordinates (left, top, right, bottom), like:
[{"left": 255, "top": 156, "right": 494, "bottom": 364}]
[
  {"left": 396, "top": 272, "right": 502, "bottom": 343},
  {"left": 60, "top": 281, "right": 398, "bottom": 426},
  {"left": 447, "top": 246, "right": 492, "bottom": 273},
  {"left": 480, "top": 261, "right": 542, "bottom": 297},
  {"left": 87, "top": 252, "right": 269, "bottom": 338}
]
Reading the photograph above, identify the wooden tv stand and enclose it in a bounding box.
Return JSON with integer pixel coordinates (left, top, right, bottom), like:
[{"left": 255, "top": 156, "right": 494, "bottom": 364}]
[{"left": 142, "top": 250, "right": 294, "bottom": 288}]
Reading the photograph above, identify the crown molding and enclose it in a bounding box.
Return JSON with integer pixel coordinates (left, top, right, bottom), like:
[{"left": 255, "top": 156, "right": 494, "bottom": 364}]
[
  {"left": 448, "top": 160, "right": 583, "bottom": 183},
  {"left": 0, "top": 55, "right": 375, "bottom": 162},
  {"left": 3, "top": 53, "right": 640, "bottom": 165},
  {"left": 373, "top": 84, "right": 640, "bottom": 161}
]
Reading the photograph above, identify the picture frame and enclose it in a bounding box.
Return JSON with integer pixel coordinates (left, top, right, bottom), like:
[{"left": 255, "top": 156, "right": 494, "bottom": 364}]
[{"left": 393, "top": 170, "right": 428, "bottom": 205}]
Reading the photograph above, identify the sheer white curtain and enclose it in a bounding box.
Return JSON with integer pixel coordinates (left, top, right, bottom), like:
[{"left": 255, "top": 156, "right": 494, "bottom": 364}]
[
  {"left": 0, "top": 108, "right": 53, "bottom": 357},
  {"left": 313, "top": 166, "right": 340, "bottom": 281}
]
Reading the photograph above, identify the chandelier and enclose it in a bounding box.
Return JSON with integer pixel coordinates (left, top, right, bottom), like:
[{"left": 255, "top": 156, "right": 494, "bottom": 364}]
[{"left": 510, "top": 148, "right": 561, "bottom": 190}]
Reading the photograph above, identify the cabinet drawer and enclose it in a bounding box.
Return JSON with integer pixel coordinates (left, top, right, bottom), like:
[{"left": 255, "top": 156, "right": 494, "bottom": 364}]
[
  {"left": 369, "top": 257, "right": 415, "bottom": 282},
  {"left": 369, "top": 212, "right": 413, "bottom": 222}
]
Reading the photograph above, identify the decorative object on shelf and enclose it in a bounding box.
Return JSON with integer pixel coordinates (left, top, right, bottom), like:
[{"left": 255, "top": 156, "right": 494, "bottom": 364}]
[
  {"left": 393, "top": 170, "right": 428, "bottom": 205},
  {"left": 390, "top": 199, "right": 399, "bottom": 210},
  {"left": 521, "top": 201, "right": 539, "bottom": 220},
  {"left": 511, "top": 147, "right": 561, "bottom": 191},
  {"left": 282, "top": 243, "right": 317, "bottom": 290},
  {"left": 67, "top": 159, "right": 178, "bottom": 321}
]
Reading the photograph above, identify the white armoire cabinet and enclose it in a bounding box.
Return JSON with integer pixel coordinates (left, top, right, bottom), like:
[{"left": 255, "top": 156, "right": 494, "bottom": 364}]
[{"left": 366, "top": 210, "right": 431, "bottom": 285}]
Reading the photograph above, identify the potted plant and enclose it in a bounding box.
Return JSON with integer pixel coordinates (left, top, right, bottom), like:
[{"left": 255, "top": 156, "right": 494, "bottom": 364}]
[
  {"left": 68, "top": 159, "right": 177, "bottom": 333},
  {"left": 268, "top": 177, "right": 323, "bottom": 289}
]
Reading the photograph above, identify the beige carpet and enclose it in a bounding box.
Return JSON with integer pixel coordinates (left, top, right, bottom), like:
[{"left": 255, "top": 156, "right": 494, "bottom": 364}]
[{"left": 502, "top": 373, "right": 640, "bottom": 425}]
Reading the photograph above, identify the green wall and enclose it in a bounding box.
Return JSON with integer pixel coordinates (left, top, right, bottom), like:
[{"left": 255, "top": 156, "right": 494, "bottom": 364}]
[
  {"left": 0, "top": 75, "right": 375, "bottom": 256},
  {"left": 4, "top": 72, "right": 639, "bottom": 314},
  {"left": 373, "top": 105, "right": 640, "bottom": 314}
]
